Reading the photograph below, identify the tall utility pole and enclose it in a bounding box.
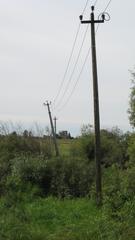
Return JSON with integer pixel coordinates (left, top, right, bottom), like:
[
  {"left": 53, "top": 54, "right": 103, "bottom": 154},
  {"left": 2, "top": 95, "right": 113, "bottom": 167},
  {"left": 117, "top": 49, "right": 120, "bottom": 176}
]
[
  {"left": 80, "top": 6, "right": 105, "bottom": 206},
  {"left": 53, "top": 117, "right": 58, "bottom": 135},
  {"left": 43, "top": 101, "right": 59, "bottom": 157}
]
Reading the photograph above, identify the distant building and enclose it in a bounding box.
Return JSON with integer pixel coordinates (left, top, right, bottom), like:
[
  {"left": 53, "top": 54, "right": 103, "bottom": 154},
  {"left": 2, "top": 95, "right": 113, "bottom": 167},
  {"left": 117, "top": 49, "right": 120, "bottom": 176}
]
[{"left": 58, "top": 130, "right": 71, "bottom": 139}]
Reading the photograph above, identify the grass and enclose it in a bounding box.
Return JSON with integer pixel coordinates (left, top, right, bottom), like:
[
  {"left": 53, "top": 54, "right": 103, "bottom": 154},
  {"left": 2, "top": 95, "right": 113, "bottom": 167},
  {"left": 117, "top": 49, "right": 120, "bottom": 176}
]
[
  {"left": 27, "top": 198, "right": 100, "bottom": 238},
  {"left": 1, "top": 196, "right": 135, "bottom": 240},
  {"left": 0, "top": 197, "right": 101, "bottom": 239},
  {"left": 58, "top": 139, "right": 75, "bottom": 156}
]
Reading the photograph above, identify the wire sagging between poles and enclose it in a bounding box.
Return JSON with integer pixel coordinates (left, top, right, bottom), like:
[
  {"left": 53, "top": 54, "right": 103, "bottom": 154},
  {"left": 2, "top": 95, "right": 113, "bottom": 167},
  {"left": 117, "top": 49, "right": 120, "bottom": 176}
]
[
  {"left": 54, "top": 24, "right": 89, "bottom": 109},
  {"left": 53, "top": 0, "right": 91, "bottom": 105},
  {"left": 57, "top": 48, "right": 91, "bottom": 112}
]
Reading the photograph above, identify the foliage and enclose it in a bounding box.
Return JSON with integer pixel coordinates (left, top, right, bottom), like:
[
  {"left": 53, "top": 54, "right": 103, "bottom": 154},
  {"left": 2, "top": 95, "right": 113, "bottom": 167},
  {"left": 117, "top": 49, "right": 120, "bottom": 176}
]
[
  {"left": 127, "top": 132, "right": 135, "bottom": 165},
  {"left": 72, "top": 127, "right": 129, "bottom": 168},
  {"left": 0, "top": 132, "right": 52, "bottom": 157},
  {"left": 81, "top": 124, "right": 93, "bottom": 136},
  {"left": 49, "top": 156, "right": 95, "bottom": 198},
  {"left": 100, "top": 128, "right": 128, "bottom": 167},
  {"left": 7, "top": 155, "right": 95, "bottom": 198},
  {"left": 128, "top": 69, "right": 135, "bottom": 127},
  {"left": 0, "top": 194, "right": 135, "bottom": 240},
  {"left": 0, "top": 123, "right": 135, "bottom": 239}
]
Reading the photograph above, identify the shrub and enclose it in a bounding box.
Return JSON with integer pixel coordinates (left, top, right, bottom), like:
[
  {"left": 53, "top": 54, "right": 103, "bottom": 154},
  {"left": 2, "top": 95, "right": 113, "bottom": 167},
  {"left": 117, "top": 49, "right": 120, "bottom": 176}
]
[
  {"left": 50, "top": 157, "right": 95, "bottom": 198},
  {"left": 9, "top": 155, "right": 95, "bottom": 198},
  {"left": 76, "top": 128, "right": 129, "bottom": 168}
]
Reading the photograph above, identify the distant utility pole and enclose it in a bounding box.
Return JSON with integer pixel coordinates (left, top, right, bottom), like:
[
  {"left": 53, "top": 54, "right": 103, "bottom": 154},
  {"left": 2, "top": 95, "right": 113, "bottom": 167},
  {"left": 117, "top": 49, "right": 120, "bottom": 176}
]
[
  {"left": 53, "top": 117, "right": 58, "bottom": 135},
  {"left": 80, "top": 6, "right": 106, "bottom": 206},
  {"left": 43, "top": 101, "right": 59, "bottom": 157}
]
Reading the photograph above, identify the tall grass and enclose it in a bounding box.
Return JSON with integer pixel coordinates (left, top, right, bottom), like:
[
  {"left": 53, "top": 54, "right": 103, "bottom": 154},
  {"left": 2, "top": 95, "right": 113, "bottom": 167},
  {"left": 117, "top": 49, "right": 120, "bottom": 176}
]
[{"left": 0, "top": 195, "right": 135, "bottom": 240}]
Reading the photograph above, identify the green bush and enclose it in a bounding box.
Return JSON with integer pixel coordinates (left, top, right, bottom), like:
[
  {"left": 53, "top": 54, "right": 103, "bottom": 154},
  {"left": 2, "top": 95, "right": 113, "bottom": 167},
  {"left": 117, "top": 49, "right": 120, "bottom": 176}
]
[
  {"left": 0, "top": 133, "right": 52, "bottom": 159},
  {"left": 49, "top": 157, "right": 95, "bottom": 198},
  {"left": 7, "top": 155, "right": 95, "bottom": 198},
  {"left": 75, "top": 128, "right": 129, "bottom": 168},
  {"left": 103, "top": 164, "right": 135, "bottom": 219},
  {"left": 0, "top": 132, "right": 53, "bottom": 196}
]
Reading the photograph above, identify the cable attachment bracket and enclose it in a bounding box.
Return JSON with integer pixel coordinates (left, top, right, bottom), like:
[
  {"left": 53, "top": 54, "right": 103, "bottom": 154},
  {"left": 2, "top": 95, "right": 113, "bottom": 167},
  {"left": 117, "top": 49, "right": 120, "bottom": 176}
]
[{"left": 98, "top": 12, "right": 111, "bottom": 22}]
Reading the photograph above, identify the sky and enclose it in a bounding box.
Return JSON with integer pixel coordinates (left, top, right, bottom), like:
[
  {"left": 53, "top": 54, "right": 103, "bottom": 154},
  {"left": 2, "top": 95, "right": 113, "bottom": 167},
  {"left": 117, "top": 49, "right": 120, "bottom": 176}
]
[{"left": 0, "top": 0, "right": 135, "bottom": 136}]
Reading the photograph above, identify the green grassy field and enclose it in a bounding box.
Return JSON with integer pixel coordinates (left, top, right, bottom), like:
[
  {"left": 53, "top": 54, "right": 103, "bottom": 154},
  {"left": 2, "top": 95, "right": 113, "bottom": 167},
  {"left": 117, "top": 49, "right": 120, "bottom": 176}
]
[
  {"left": 58, "top": 139, "right": 76, "bottom": 156},
  {"left": 0, "top": 196, "right": 135, "bottom": 240}
]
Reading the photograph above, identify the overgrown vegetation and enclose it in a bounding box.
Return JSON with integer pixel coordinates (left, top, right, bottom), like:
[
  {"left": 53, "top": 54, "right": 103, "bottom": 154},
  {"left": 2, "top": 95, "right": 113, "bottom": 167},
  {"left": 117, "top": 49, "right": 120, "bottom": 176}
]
[{"left": 0, "top": 120, "right": 135, "bottom": 239}]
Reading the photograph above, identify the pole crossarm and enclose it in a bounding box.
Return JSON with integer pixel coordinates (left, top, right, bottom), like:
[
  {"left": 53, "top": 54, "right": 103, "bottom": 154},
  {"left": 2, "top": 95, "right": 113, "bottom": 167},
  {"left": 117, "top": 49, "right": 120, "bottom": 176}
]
[
  {"left": 81, "top": 20, "right": 104, "bottom": 24},
  {"left": 79, "top": 6, "right": 105, "bottom": 24}
]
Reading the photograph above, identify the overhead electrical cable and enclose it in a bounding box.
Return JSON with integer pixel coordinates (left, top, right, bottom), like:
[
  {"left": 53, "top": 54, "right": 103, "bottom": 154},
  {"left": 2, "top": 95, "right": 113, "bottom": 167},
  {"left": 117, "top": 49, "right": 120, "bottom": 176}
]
[
  {"left": 53, "top": 23, "right": 81, "bottom": 104},
  {"left": 96, "top": 0, "right": 112, "bottom": 33},
  {"left": 54, "top": 24, "right": 89, "bottom": 109},
  {"left": 57, "top": 48, "right": 91, "bottom": 112},
  {"left": 82, "top": 0, "right": 90, "bottom": 15},
  {"left": 53, "top": 0, "right": 113, "bottom": 113},
  {"left": 94, "top": 0, "right": 99, "bottom": 7},
  {"left": 104, "top": 0, "right": 113, "bottom": 12},
  {"left": 54, "top": 0, "right": 100, "bottom": 111},
  {"left": 55, "top": 0, "right": 113, "bottom": 112},
  {"left": 53, "top": 0, "right": 91, "bottom": 104}
]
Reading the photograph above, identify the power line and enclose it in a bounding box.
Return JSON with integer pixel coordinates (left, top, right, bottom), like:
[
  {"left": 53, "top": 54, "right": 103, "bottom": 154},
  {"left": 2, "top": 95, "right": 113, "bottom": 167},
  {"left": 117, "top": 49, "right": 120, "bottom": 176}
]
[
  {"left": 57, "top": 48, "right": 91, "bottom": 112},
  {"left": 53, "top": 0, "right": 113, "bottom": 111},
  {"left": 54, "top": 0, "right": 112, "bottom": 109},
  {"left": 96, "top": 22, "right": 100, "bottom": 33},
  {"left": 54, "top": 1, "right": 101, "bottom": 111},
  {"left": 56, "top": 0, "right": 108, "bottom": 112},
  {"left": 96, "top": 0, "right": 113, "bottom": 33},
  {"left": 54, "top": 1, "right": 101, "bottom": 110},
  {"left": 82, "top": 0, "right": 90, "bottom": 15},
  {"left": 53, "top": 0, "right": 91, "bottom": 104},
  {"left": 53, "top": 23, "right": 81, "bottom": 104},
  {"left": 55, "top": 25, "right": 89, "bottom": 109},
  {"left": 94, "top": 0, "right": 99, "bottom": 7},
  {"left": 104, "top": 0, "right": 113, "bottom": 12}
]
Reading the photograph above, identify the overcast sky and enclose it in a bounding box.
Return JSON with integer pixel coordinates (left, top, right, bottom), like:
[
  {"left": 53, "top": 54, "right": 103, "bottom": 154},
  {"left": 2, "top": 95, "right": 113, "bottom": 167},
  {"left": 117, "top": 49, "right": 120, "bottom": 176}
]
[{"left": 0, "top": 0, "right": 134, "bottom": 136}]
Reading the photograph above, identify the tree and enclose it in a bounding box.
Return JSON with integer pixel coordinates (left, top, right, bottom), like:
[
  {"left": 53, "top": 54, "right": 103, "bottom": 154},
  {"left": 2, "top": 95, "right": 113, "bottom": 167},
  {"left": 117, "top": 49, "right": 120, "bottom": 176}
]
[
  {"left": 81, "top": 124, "right": 93, "bottom": 136},
  {"left": 78, "top": 125, "right": 128, "bottom": 167},
  {"left": 128, "top": 69, "right": 135, "bottom": 128}
]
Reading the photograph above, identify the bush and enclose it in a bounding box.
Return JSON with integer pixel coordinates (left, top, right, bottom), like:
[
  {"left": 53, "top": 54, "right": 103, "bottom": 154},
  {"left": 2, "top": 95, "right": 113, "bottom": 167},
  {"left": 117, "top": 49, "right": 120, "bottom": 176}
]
[
  {"left": 0, "top": 132, "right": 52, "bottom": 159},
  {"left": 0, "top": 132, "right": 53, "bottom": 195},
  {"left": 49, "top": 157, "right": 95, "bottom": 198},
  {"left": 76, "top": 128, "right": 129, "bottom": 168},
  {"left": 103, "top": 164, "right": 135, "bottom": 218},
  {"left": 8, "top": 155, "right": 95, "bottom": 198}
]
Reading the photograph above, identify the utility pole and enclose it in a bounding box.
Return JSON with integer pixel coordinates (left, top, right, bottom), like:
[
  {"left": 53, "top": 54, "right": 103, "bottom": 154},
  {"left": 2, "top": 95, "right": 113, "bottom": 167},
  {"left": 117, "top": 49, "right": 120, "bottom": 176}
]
[
  {"left": 53, "top": 117, "right": 58, "bottom": 135},
  {"left": 80, "top": 6, "right": 105, "bottom": 206},
  {"left": 43, "top": 101, "right": 59, "bottom": 157}
]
